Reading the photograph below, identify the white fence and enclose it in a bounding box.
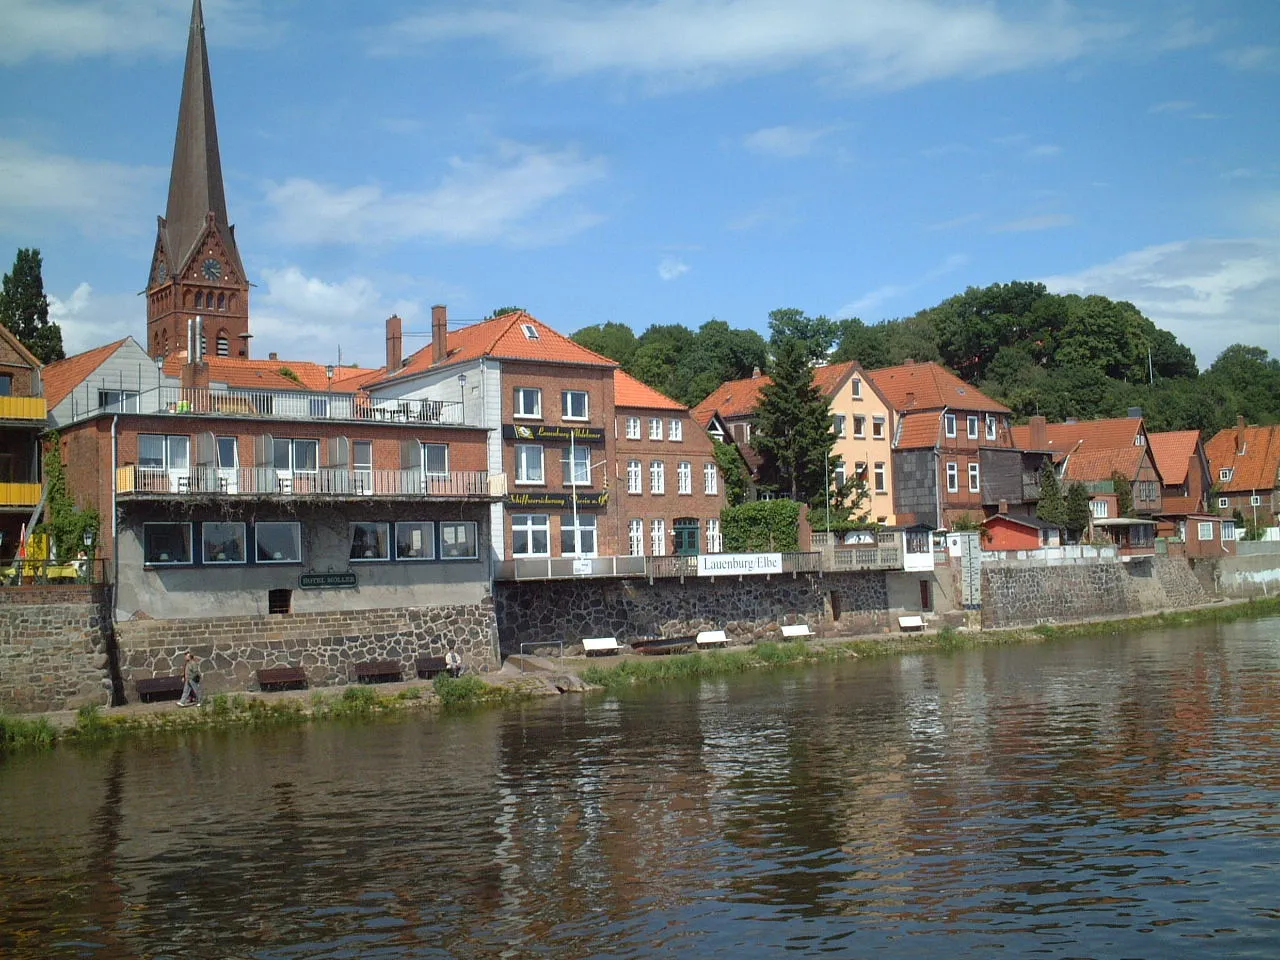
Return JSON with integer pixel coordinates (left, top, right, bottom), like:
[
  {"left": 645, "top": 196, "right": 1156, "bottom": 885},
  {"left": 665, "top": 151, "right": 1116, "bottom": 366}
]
[{"left": 982, "top": 544, "right": 1120, "bottom": 566}]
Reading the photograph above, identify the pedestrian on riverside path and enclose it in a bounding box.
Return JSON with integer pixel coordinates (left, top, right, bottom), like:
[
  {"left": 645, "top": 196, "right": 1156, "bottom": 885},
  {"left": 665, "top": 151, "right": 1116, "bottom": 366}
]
[{"left": 177, "top": 651, "right": 202, "bottom": 707}]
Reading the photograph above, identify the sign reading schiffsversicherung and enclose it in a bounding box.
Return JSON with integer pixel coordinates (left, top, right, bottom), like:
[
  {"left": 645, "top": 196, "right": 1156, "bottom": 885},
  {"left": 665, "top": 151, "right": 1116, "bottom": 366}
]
[{"left": 695, "top": 553, "right": 784, "bottom": 577}]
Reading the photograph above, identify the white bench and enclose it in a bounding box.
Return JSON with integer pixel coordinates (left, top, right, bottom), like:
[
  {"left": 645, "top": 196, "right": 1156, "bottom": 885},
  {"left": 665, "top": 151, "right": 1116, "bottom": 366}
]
[
  {"left": 581, "top": 637, "right": 621, "bottom": 656},
  {"left": 780, "top": 624, "right": 814, "bottom": 639},
  {"left": 695, "top": 630, "right": 730, "bottom": 647},
  {"left": 898, "top": 615, "right": 926, "bottom": 633}
]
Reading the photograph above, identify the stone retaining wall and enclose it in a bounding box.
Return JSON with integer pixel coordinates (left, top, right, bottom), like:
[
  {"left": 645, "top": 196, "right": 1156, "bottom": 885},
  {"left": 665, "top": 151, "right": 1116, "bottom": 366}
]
[
  {"left": 0, "top": 585, "right": 114, "bottom": 714},
  {"left": 493, "top": 571, "right": 891, "bottom": 654},
  {"left": 115, "top": 600, "right": 498, "bottom": 700}
]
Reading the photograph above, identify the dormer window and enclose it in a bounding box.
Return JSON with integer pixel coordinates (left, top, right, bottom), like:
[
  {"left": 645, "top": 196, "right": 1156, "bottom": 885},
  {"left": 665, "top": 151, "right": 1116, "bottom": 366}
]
[
  {"left": 521, "top": 324, "right": 539, "bottom": 340},
  {"left": 1135, "top": 434, "right": 1145, "bottom": 446},
  {"left": 1219, "top": 468, "right": 1233, "bottom": 482}
]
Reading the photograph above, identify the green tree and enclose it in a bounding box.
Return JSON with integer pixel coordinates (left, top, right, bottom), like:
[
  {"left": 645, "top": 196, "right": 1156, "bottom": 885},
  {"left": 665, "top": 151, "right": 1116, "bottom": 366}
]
[
  {"left": 571, "top": 321, "right": 638, "bottom": 367},
  {"left": 830, "top": 317, "right": 890, "bottom": 368},
  {"left": 1111, "top": 470, "right": 1133, "bottom": 517},
  {"left": 1035, "top": 462, "right": 1066, "bottom": 527},
  {"left": 1, "top": 248, "right": 65, "bottom": 363},
  {"left": 1065, "top": 482, "right": 1092, "bottom": 541},
  {"left": 36, "top": 434, "right": 100, "bottom": 564},
  {"left": 754, "top": 332, "right": 833, "bottom": 503},
  {"left": 767, "top": 307, "right": 836, "bottom": 364},
  {"left": 712, "top": 440, "right": 751, "bottom": 507},
  {"left": 487, "top": 306, "right": 525, "bottom": 319}
]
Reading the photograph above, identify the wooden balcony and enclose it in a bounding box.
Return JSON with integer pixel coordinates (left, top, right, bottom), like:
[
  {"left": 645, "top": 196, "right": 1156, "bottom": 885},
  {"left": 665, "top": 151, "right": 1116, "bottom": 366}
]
[
  {"left": 116, "top": 466, "right": 504, "bottom": 501},
  {"left": 0, "top": 482, "right": 42, "bottom": 508},
  {"left": 0, "top": 396, "right": 46, "bottom": 421}
]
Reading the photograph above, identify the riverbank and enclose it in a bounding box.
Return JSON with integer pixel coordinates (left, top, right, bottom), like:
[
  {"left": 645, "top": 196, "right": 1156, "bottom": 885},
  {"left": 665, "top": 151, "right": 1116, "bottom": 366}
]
[{"left": 4, "top": 596, "right": 1278, "bottom": 756}]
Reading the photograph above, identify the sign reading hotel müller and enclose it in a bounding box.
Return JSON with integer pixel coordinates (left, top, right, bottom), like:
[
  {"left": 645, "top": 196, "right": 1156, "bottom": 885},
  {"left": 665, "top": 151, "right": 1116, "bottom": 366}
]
[
  {"left": 696, "top": 553, "right": 784, "bottom": 577},
  {"left": 299, "top": 572, "right": 358, "bottom": 589},
  {"left": 502, "top": 424, "right": 605, "bottom": 442}
]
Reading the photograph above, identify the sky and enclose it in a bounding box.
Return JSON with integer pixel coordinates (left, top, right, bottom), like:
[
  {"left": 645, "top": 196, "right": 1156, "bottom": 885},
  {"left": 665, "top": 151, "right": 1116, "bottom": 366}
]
[{"left": 1, "top": 0, "right": 1278, "bottom": 373}]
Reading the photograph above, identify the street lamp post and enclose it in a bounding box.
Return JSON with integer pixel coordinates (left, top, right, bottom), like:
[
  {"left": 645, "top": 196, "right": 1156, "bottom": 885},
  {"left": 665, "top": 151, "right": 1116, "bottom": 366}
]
[
  {"left": 458, "top": 373, "right": 467, "bottom": 423},
  {"left": 82, "top": 529, "right": 94, "bottom": 583},
  {"left": 325, "top": 364, "right": 334, "bottom": 418}
]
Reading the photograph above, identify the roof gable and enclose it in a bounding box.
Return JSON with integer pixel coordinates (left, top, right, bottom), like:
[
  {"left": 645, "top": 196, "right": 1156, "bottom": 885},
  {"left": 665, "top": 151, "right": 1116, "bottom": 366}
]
[
  {"left": 0, "top": 324, "right": 42, "bottom": 371},
  {"left": 1146, "top": 430, "right": 1202, "bottom": 487},
  {"left": 1205, "top": 423, "right": 1280, "bottom": 493},
  {"left": 41, "top": 338, "right": 132, "bottom": 407},
  {"left": 865, "top": 361, "right": 1010, "bottom": 414}
]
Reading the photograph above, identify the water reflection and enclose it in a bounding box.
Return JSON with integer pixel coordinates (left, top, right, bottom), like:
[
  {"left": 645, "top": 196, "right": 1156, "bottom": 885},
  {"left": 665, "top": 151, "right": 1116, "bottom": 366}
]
[{"left": 2, "top": 619, "right": 1278, "bottom": 958}]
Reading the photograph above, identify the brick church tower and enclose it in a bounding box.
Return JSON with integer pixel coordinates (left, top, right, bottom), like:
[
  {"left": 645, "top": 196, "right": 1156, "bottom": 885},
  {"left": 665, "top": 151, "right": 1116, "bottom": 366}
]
[{"left": 145, "top": 0, "right": 250, "bottom": 360}]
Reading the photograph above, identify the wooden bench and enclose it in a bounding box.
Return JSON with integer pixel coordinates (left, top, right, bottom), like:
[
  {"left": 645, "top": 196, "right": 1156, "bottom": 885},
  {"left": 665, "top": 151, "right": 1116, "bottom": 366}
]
[
  {"left": 415, "top": 655, "right": 448, "bottom": 679},
  {"left": 695, "top": 630, "right": 730, "bottom": 647},
  {"left": 898, "top": 615, "right": 926, "bottom": 633},
  {"left": 781, "top": 624, "right": 815, "bottom": 639},
  {"left": 353, "top": 660, "right": 402, "bottom": 684},
  {"left": 135, "top": 675, "right": 185, "bottom": 703},
  {"left": 581, "top": 637, "right": 621, "bottom": 656},
  {"left": 257, "top": 666, "right": 307, "bottom": 691}
]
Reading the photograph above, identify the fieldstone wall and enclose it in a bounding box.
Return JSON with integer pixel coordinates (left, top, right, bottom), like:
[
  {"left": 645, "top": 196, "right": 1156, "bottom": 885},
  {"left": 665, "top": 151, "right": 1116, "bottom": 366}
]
[
  {"left": 493, "top": 571, "right": 891, "bottom": 654},
  {"left": 0, "top": 585, "right": 114, "bottom": 714},
  {"left": 115, "top": 600, "right": 498, "bottom": 700}
]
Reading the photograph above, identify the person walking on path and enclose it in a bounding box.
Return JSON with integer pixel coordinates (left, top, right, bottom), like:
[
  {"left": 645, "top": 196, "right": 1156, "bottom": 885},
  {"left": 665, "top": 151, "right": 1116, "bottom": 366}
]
[{"left": 177, "top": 651, "right": 202, "bottom": 707}]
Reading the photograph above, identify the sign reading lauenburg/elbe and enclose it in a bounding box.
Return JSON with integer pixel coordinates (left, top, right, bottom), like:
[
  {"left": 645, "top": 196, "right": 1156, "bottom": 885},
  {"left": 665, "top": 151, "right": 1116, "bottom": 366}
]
[
  {"left": 502, "top": 424, "right": 605, "bottom": 443},
  {"left": 696, "top": 553, "right": 784, "bottom": 577},
  {"left": 299, "top": 572, "right": 358, "bottom": 589}
]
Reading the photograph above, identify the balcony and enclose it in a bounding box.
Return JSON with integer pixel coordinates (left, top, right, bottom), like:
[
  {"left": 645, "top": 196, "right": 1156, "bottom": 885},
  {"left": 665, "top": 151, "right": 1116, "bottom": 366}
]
[
  {"left": 0, "top": 482, "right": 42, "bottom": 508},
  {"left": 0, "top": 396, "right": 46, "bottom": 421},
  {"left": 116, "top": 466, "right": 504, "bottom": 501},
  {"left": 71, "top": 386, "right": 476, "bottom": 427}
]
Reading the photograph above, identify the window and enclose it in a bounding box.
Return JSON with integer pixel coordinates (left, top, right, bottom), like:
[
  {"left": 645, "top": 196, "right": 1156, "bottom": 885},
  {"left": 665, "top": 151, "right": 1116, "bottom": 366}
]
[
  {"left": 967, "top": 415, "right": 979, "bottom": 439},
  {"left": 944, "top": 413, "right": 957, "bottom": 438},
  {"left": 851, "top": 377, "right": 862, "bottom": 398},
  {"left": 676, "top": 461, "right": 691, "bottom": 495},
  {"left": 946, "top": 461, "right": 959, "bottom": 493},
  {"left": 706, "top": 518, "right": 723, "bottom": 553},
  {"left": 628, "top": 519, "right": 644, "bottom": 556},
  {"left": 1091, "top": 500, "right": 1109, "bottom": 519},
  {"left": 668, "top": 419, "right": 683, "bottom": 441},
  {"left": 0, "top": 374, "right": 10, "bottom": 396},
  {"left": 733, "top": 422, "right": 752, "bottom": 444},
  {"left": 216, "top": 436, "right": 238, "bottom": 469},
  {"left": 1197, "top": 521, "right": 1214, "bottom": 541},
  {"left": 561, "top": 514, "right": 598, "bottom": 556},
  {"left": 834, "top": 414, "right": 847, "bottom": 438},
  {"left": 562, "top": 390, "right": 588, "bottom": 420},
  {"left": 514, "top": 387, "right": 542, "bottom": 419},
  {"left": 1218, "top": 496, "right": 1229, "bottom": 509},
  {"left": 350, "top": 522, "right": 390, "bottom": 561},
  {"left": 1219, "top": 468, "right": 1233, "bottom": 482},
  {"left": 440, "top": 521, "right": 478, "bottom": 559},
  {"left": 144, "top": 523, "right": 192, "bottom": 565},
  {"left": 512, "top": 514, "right": 550, "bottom": 557},
  {"left": 422, "top": 443, "right": 448, "bottom": 476},
  {"left": 268, "top": 589, "right": 291, "bottom": 615},
  {"left": 626, "top": 416, "right": 641, "bottom": 440},
  {"left": 1251, "top": 495, "right": 1263, "bottom": 506},
  {"left": 834, "top": 464, "right": 846, "bottom": 487},
  {"left": 650, "top": 518, "right": 666, "bottom": 556},
  {"left": 201, "top": 522, "right": 245, "bottom": 564},
  {"left": 1135, "top": 434, "right": 1146, "bottom": 446},
  {"left": 853, "top": 415, "right": 866, "bottom": 439},
  {"left": 353, "top": 440, "right": 373, "bottom": 490},
  {"left": 649, "top": 417, "right": 663, "bottom": 440},
  {"left": 98, "top": 389, "right": 138, "bottom": 413},
  {"left": 139, "top": 434, "right": 190, "bottom": 471},
  {"left": 255, "top": 522, "right": 301, "bottom": 564},
  {"left": 396, "top": 521, "right": 435, "bottom": 560},
  {"left": 1138, "top": 481, "right": 1158, "bottom": 502},
  {"left": 273, "top": 438, "right": 318, "bottom": 473},
  {"left": 560, "top": 445, "right": 591, "bottom": 486},
  {"left": 872, "top": 416, "right": 885, "bottom": 440},
  {"left": 520, "top": 323, "right": 539, "bottom": 340},
  {"left": 968, "top": 462, "right": 980, "bottom": 493},
  {"left": 216, "top": 334, "right": 229, "bottom": 357},
  {"left": 515, "top": 444, "right": 544, "bottom": 484},
  {"left": 985, "top": 415, "right": 997, "bottom": 440},
  {"left": 627, "top": 460, "right": 642, "bottom": 494},
  {"left": 1222, "top": 521, "right": 1236, "bottom": 541},
  {"left": 704, "top": 462, "right": 718, "bottom": 495},
  {"left": 855, "top": 461, "right": 868, "bottom": 481},
  {"left": 874, "top": 462, "right": 887, "bottom": 494},
  {"left": 650, "top": 460, "right": 665, "bottom": 495}
]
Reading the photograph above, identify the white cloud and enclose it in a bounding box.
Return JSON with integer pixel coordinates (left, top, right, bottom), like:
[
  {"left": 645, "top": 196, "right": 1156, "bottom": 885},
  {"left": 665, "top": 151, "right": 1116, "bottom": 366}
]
[
  {"left": 379, "top": 0, "right": 1115, "bottom": 91},
  {"left": 264, "top": 142, "right": 607, "bottom": 246},
  {"left": 48, "top": 283, "right": 142, "bottom": 354},
  {"left": 742, "top": 124, "right": 839, "bottom": 158},
  {"left": 1024, "top": 144, "right": 1062, "bottom": 159},
  {"left": 1041, "top": 239, "right": 1280, "bottom": 366},
  {"left": 0, "top": 0, "right": 273, "bottom": 65},
  {"left": 837, "top": 252, "right": 967, "bottom": 318},
  {"left": 657, "top": 256, "right": 689, "bottom": 281},
  {"left": 0, "top": 139, "right": 162, "bottom": 235},
  {"left": 926, "top": 212, "right": 983, "bottom": 232},
  {"left": 993, "top": 213, "right": 1075, "bottom": 232},
  {"left": 1221, "top": 45, "right": 1279, "bottom": 73},
  {"left": 1149, "top": 99, "right": 1196, "bottom": 114}
]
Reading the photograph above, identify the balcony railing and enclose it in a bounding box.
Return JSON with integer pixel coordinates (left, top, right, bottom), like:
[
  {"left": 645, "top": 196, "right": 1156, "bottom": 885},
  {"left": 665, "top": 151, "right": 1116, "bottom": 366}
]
[
  {"left": 494, "top": 549, "right": 899, "bottom": 582},
  {"left": 116, "top": 466, "right": 503, "bottom": 500},
  {"left": 0, "top": 482, "right": 42, "bottom": 507},
  {"left": 0, "top": 396, "right": 46, "bottom": 421},
  {"left": 72, "top": 386, "right": 474, "bottom": 427}
]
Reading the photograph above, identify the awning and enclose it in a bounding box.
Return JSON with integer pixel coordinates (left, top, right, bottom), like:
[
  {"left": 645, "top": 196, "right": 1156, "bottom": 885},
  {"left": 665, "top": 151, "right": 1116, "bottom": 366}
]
[{"left": 1092, "top": 517, "right": 1156, "bottom": 527}]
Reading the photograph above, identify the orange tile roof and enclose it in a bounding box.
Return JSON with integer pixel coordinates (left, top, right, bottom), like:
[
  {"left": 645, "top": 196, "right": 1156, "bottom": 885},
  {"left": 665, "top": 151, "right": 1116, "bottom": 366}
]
[
  {"left": 1010, "top": 417, "right": 1145, "bottom": 454},
  {"left": 689, "top": 360, "right": 859, "bottom": 424},
  {"left": 41, "top": 338, "right": 130, "bottom": 407},
  {"left": 1205, "top": 423, "right": 1280, "bottom": 493},
  {"left": 614, "top": 370, "right": 685, "bottom": 411},
  {"left": 865, "top": 361, "right": 1009, "bottom": 414},
  {"left": 1158, "top": 494, "right": 1203, "bottom": 516},
  {"left": 1146, "top": 430, "right": 1201, "bottom": 487},
  {"left": 895, "top": 411, "right": 942, "bottom": 449},
  {"left": 1061, "top": 445, "right": 1147, "bottom": 483},
  {"left": 161, "top": 354, "right": 378, "bottom": 392},
  {"left": 380, "top": 311, "right": 615, "bottom": 385}
]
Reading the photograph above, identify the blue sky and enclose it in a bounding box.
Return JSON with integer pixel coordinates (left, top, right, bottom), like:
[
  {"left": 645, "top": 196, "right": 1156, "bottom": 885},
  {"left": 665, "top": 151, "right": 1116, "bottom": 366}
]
[{"left": 1, "top": 0, "right": 1277, "bottom": 371}]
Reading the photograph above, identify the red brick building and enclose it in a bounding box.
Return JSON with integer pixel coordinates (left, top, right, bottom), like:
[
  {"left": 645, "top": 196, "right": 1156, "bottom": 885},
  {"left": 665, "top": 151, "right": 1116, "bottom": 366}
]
[{"left": 1205, "top": 417, "right": 1280, "bottom": 530}]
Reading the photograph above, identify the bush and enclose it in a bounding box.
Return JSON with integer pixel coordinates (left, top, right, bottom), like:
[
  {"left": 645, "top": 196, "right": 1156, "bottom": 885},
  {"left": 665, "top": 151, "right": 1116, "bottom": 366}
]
[
  {"left": 433, "top": 674, "right": 489, "bottom": 706},
  {"left": 0, "top": 712, "right": 58, "bottom": 753}
]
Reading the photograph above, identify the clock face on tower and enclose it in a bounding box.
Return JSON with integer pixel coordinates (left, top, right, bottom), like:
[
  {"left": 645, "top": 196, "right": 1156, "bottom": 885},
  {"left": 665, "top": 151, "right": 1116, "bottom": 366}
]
[{"left": 202, "top": 258, "right": 222, "bottom": 280}]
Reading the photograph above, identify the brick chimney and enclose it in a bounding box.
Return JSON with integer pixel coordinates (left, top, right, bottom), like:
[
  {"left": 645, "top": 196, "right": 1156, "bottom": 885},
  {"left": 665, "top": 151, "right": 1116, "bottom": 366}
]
[
  {"left": 1236, "top": 414, "right": 1247, "bottom": 455},
  {"left": 385, "top": 315, "right": 402, "bottom": 372},
  {"left": 431, "top": 305, "right": 448, "bottom": 365},
  {"left": 1029, "top": 415, "right": 1047, "bottom": 450},
  {"left": 752, "top": 366, "right": 761, "bottom": 379},
  {"left": 998, "top": 499, "right": 1008, "bottom": 514}
]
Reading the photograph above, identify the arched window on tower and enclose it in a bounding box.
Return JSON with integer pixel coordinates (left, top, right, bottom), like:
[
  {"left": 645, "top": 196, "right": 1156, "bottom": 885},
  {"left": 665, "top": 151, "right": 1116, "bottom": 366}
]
[
  {"left": 216, "top": 331, "right": 230, "bottom": 357},
  {"left": 161, "top": 329, "right": 170, "bottom": 355},
  {"left": 182, "top": 290, "right": 192, "bottom": 309},
  {"left": 217, "top": 292, "right": 226, "bottom": 311}
]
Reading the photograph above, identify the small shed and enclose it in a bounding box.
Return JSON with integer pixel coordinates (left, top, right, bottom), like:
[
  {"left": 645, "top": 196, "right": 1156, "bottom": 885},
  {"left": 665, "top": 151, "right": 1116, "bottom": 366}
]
[
  {"left": 982, "top": 514, "right": 1063, "bottom": 551},
  {"left": 1176, "top": 514, "right": 1238, "bottom": 557}
]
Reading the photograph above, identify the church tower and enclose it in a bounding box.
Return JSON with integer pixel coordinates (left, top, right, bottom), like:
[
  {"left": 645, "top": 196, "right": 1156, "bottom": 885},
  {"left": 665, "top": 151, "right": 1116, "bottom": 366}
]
[{"left": 146, "top": 0, "right": 250, "bottom": 360}]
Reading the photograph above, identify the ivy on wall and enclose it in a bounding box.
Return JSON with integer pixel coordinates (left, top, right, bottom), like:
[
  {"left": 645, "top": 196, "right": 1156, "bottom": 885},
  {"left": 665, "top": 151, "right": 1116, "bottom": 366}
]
[
  {"left": 36, "top": 433, "right": 100, "bottom": 562},
  {"left": 720, "top": 499, "right": 800, "bottom": 552}
]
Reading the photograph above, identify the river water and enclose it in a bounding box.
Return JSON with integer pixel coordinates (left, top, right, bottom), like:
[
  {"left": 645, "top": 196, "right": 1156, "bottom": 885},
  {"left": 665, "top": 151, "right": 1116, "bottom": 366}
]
[{"left": 2, "top": 618, "right": 1278, "bottom": 959}]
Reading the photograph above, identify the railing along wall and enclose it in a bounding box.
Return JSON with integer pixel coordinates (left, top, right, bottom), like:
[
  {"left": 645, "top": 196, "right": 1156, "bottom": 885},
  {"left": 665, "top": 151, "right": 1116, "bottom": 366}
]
[
  {"left": 494, "top": 549, "right": 902, "bottom": 582},
  {"left": 116, "top": 466, "right": 498, "bottom": 499}
]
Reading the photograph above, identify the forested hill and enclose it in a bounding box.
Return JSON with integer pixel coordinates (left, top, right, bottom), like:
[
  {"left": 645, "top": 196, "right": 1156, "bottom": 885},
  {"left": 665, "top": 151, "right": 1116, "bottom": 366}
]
[{"left": 570, "top": 281, "right": 1279, "bottom": 435}]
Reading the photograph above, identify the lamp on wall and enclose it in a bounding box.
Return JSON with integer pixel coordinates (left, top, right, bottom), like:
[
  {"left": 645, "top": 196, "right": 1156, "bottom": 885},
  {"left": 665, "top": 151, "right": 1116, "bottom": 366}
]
[{"left": 458, "top": 373, "right": 467, "bottom": 419}]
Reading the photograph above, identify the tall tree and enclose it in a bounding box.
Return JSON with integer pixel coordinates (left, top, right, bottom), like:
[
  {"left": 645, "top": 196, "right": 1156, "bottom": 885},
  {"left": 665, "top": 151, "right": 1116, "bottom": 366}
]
[
  {"left": 1065, "top": 482, "right": 1092, "bottom": 542},
  {"left": 1111, "top": 471, "right": 1134, "bottom": 518},
  {"left": 1, "top": 248, "right": 64, "bottom": 363},
  {"left": 767, "top": 307, "right": 836, "bottom": 364},
  {"left": 571, "top": 321, "right": 638, "bottom": 367},
  {"left": 1035, "top": 462, "right": 1066, "bottom": 527},
  {"left": 754, "top": 333, "right": 833, "bottom": 503}
]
